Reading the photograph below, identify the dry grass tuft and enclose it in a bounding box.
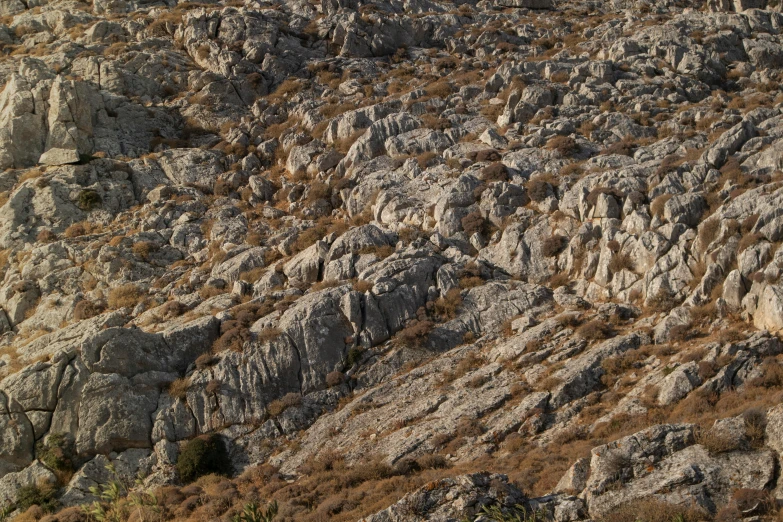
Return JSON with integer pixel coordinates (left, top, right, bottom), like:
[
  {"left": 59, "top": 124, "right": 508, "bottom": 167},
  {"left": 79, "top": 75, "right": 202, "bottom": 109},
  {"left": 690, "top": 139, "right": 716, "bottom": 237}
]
[
  {"left": 576, "top": 320, "right": 613, "bottom": 341},
  {"left": 168, "top": 377, "right": 190, "bottom": 400},
  {"left": 108, "top": 284, "right": 144, "bottom": 309}
]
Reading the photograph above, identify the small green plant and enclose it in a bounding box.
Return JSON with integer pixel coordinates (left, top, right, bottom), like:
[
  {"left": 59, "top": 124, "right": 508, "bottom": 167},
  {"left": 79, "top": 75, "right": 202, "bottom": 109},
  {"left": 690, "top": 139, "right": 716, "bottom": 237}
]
[
  {"left": 16, "top": 482, "right": 59, "bottom": 513},
  {"left": 81, "top": 464, "right": 158, "bottom": 522},
  {"left": 36, "top": 432, "right": 74, "bottom": 472},
  {"left": 78, "top": 189, "right": 102, "bottom": 210},
  {"left": 176, "top": 434, "right": 231, "bottom": 483},
  {"left": 346, "top": 347, "right": 363, "bottom": 368},
  {"left": 232, "top": 500, "right": 279, "bottom": 522}
]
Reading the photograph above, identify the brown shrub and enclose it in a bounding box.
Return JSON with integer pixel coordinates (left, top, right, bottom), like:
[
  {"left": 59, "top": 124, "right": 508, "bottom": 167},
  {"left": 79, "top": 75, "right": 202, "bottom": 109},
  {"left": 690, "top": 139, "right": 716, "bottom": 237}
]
[
  {"left": 731, "top": 488, "right": 775, "bottom": 514},
  {"left": 455, "top": 417, "right": 484, "bottom": 438},
  {"left": 268, "top": 392, "right": 302, "bottom": 417},
  {"left": 697, "top": 360, "right": 717, "bottom": 381},
  {"left": 601, "top": 350, "right": 645, "bottom": 380},
  {"left": 650, "top": 194, "right": 672, "bottom": 218},
  {"left": 310, "top": 279, "right": 341, "bottom": 292},
  {"left": 550, "top": 70, "right": 570, "bottom": 83},
  {"left": 548, "top": 272, "right": 570, "bottom": 289},
  {"left": 738, "top": 233, "right": 761, "bottom": 253},
  {"left": 600, "top": 138, "right": 635, "bottom": 156},
  {"left": 471, "top": 149, "right": 501, "bottom": 162},
  {"left": 107, "top": 284, "right": 144, "bottom": 309},
  {"left": 36, "top": 230, "right": 57, "bottom": 243},
  {"left": 608, "top": 252, "right": 635, "bottom": 273},
  {"left": 352, "top": 280, "right": 374, "bottom": 293},
  {"left": 158, "top": 300, "right": 186, "bottom": 320},
  {"left": 527, "top": 179, "right": 551, "bottom": 202},
  {"left": 334, "top": 129, "right": 366, "bottom": 154},
  {"left": 466, "top": 374, "right": 489, "bottom": 388},
  {"left": 458, "top": 263, "right": 485, "bottom": 288},
  {"left": 461, "top": 211, "right": 485, "bottom": 236},
  {"left": 414, "top": 454, "right": 450, "bottom": 471},
  {"left": 199, "top": 285, "right": 227, "bottom": 300},
  {"left": 425, "top": 80, "right": 453, "bottom": 98},
  {"left": 239, "top": 267, "right": 266, "bottom": 283},
  {"left": 359, "top": 244, "right": 395, "bottom": 259},
  {"left": 668, "top": 323, "right": 693, "bottom": 342},
  {"left": 395, "top": 319, "right": 433, "bottom": 348},
  {"left": 748, "top": 359, "right": 783, "bottom": 388},
  {"left": 689, "top": 303, "right": 715, "bottom": 325},
  {"left": 459, "top": 276, "right": 484, "bottom": 289},
  {"left": 741, "top": 213, "right": 759, "bottom": 234},
  {"left": 195, "top": 353, "right": 217, "bottom": 370},
  {"left": 64, "top": 221, "right": 91, "bottom": 238},
  {"left": 305, "top": 449, "right": 345, "bottom": 474},
  {"left": 576, "top": 320, "right": 613, "bottom": 340},
  {"left": 541, "top": 235, "right": 567, "bottom": 257},
  {"left": 480, "top": 162, "right": 508, "bottom": 182},
  {"left": 168, "top": 377, "right": 190, "bottom": 400},
  {"left": 656, "top": 154, "right": 683, "bottom": 176},
  {"left": 698, "top": 218, "right": 721, "bottom": 247},
  {"left": 600, "top": 497, "right": 706, "bottom": 522},
  {"left": 326, "top": 371, "right": 345, "bottom": 387},
  {"left": 73, "top": 300, "right": 103, "bottom": 321},
  {"left": 257, "top": 327, "right": 282, "bottom": 344},
  {"left": 205, "top": 380, "right": 220, "bottom": 394},
  {"left": 433, "top": 288, "right": 462, "bottom": 322},
  {"left": 419, "top": 114, "right": 451, "bottom": 130},
  {"left": 132, "top": 241, "right": 159, "bottom": 260},
  {"left": 545, "top": 136, "right": 579, "bottom": 157},
  {"left": 695, "top": 427, "right": 742, "bottom": 455},
  {"left": 415, "top": 151, "right": 437, "bottom": 169},
  {"left": 647, "top": 290, "right": 681, "bottom": 314},
  {"left": 212, "top": 327, "right": 250, "bottom": 353},
  {"left": 743, "top": 409, "right": 767, "bottom": 448}
]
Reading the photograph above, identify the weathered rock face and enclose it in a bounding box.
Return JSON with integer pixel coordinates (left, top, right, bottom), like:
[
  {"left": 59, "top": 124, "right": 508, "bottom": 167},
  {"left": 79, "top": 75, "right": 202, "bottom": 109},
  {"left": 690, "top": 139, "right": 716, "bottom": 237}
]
[
  {"left": 0, "top": 63, "right": 180, "bottom": 170},
  {"left": 0, "top": 317, "right": 218, "bottom": 468},
  {"left": 360, "top": 473, "right": 532, "bottom": 522},
  {"left": 3, "top": 0, "right": 783, "bottom": 518},
  {"left": 753, "top": 284, "right": 783, "bottom": 331}
]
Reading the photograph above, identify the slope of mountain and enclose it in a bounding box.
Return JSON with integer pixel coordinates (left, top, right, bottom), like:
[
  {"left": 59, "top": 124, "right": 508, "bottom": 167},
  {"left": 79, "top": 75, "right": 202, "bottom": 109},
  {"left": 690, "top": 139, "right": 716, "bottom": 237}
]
[{"left": 2, "top": 0, "right": 783, "bottom": 520}]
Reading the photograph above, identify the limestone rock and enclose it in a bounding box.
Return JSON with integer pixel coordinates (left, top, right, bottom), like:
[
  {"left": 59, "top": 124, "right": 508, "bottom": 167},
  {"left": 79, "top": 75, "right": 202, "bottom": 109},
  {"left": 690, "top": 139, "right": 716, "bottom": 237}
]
[{"left": 39, "top": 148, "right": 80, "bottom": 166}]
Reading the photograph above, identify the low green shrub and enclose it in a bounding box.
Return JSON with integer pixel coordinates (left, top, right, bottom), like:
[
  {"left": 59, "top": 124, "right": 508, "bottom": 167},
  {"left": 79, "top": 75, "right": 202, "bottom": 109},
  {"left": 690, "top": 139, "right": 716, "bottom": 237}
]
[{"left": 176, "top": 434, "right": 231, "bottom": 483}]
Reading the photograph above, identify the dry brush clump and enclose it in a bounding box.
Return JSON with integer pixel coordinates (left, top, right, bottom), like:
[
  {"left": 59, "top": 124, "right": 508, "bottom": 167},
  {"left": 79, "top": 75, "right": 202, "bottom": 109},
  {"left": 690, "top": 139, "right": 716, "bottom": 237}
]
[
  {"left": 600, "top": 497, "right": 706, "bottom": 522},
  {"left": 267, "top": 392, "right": 302, "bottom": 417},
  {"left": 433, "top": 288, "right": 463, "bottom": 322},
  {"left": 542, "top": 235, "right": 567, "bottom": 257},
  {"left": 395, "top": 318, "right": 434, "bottom": 348},
  {"left": 107, "top": 284, "right": 144, "bottom": 309},
  {"left": 545, "top": 135, "right": 580, "bottom": 157},
  {"left": 168, "top": 377, "right": 190, "bottom": 400},
  {"left": 577, "top": 320, "right": 613, "bottom": 341}
]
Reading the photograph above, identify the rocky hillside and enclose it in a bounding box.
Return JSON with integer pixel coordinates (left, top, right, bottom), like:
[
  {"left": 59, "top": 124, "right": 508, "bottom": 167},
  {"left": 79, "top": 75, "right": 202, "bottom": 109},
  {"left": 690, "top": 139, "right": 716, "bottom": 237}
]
[{"left": 2, "top": 0, "right": 783, "bottom": 519}]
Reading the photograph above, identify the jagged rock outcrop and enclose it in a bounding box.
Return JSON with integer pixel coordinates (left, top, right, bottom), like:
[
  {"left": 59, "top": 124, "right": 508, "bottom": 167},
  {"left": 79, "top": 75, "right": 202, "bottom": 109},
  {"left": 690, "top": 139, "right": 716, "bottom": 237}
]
[{"left": 2, "top": 0, "right": 783, "bottom": 519}]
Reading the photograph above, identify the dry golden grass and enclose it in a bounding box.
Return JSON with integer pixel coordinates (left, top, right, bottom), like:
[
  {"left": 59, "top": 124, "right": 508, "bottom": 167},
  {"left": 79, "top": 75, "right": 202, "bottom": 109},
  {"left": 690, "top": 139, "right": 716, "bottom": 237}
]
[
  {"left": 352, "top": 279, "right": 373, "bottom": 293},
  {"left": 107, "top": 284, "right": 144, "bottom": 309},
  {"left": 168, "top": 377, "right": 190, "bottom": 400},
  {"left": 650, "top": 194, "right": 672, "bottom": 218},
  {"left": 64, "top": 221, "right": 93, "bottom": 238}
]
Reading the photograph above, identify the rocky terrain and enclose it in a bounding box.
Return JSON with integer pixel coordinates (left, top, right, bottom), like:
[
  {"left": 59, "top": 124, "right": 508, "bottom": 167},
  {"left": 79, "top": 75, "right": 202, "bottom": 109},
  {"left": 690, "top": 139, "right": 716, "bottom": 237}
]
[{"left": 1, "top": 0, "right": 783, "bottom": 519}]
